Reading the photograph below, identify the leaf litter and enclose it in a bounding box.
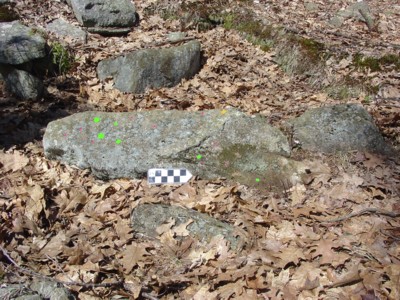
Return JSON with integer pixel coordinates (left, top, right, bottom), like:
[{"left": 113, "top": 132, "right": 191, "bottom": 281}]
[{"left": 1, "top": 0, "right": 400, "bottom": 299}]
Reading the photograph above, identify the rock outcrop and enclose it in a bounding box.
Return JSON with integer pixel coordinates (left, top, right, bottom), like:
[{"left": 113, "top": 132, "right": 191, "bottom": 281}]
[{"left": 43, "top": 109, "right": 304, "bottom": 189}]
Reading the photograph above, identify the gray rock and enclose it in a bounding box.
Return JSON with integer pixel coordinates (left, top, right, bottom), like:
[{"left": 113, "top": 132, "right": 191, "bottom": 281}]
[
  {"left": 0, "top": 284, "right": 30, "bottom": 299},
  {"left": 0, "top": 21, "right": 46, "bottom": 65},
  {"left": 4, "top": 68, "right": 43, "bottom": 99},
  {"left": 131, "top": 203, "right": 248, "bottom": 251},
  {"left": 97, "top": 40, "right": 201, "bottom": 93},
  {"left": 86, "top": 26, "right": 131, "bottom": 36},
  {"left": 304, "top": 2, "right": 319, "bottom": 12},
  {"left": 43, "top": 109, "right": 298, "bottom": 188},
  {"left": 69, "top": 0, "right": 136, "bottom": 33},
  {"left": 14, "top": 295, "right": 43, "bottom": 300},
  {"left": 167, "top": 32, "right": 187, "bottom": 42},
  {"left": 0, "top": 280, "right": 73, "bottom": 300},
  {"left": 329, "top": 1, "right": 374, "bottom": 29},
  {"left": 46, "top": 19, "right": 87, "bottom": 43},
  {"left": 289, "top": 104, "right": 393, "bottom": 155},
  {"left": 29, "top": 280, "right": 73, "bottom": 300}
]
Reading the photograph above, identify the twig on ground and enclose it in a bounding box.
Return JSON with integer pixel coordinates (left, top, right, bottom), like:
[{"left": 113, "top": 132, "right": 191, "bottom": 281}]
[
  {"left": 380, "top": 229, "right": 400, "bottom": 241},
  {"left": 0, "top": 246, "right": 123, "bottom": 288},
  {"left": 319, "top": 208, "right": 400, "bottom": 223},
  {"left": 154, "top": 37, "right": 196, "bottom": 47}
]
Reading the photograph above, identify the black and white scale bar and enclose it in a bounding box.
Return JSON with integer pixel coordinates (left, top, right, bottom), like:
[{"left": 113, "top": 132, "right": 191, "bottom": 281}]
[{"left": 147, "top": 168, "right": 193, "bottom": 185}]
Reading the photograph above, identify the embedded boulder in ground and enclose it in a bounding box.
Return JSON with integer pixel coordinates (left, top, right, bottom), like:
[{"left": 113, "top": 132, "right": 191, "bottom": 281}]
[
  {"left": 289, "top": 104, "right": 394, "bottom": 155},
  {"left": 131, "top": 204, "right": 248, "bottom": 251},
  {"left": 97, "top": 40, "right": 201, "bottom": 93},
  {"left": 43, "top": 109, "right": 307, "bottom": 189},
  {"left": 68, "top": 0, "right": 136, "bottom": 35}
]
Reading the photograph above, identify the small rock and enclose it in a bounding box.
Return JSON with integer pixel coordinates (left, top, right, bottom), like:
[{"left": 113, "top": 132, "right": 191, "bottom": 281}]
[
  {"left": 97, "top": 40, "right": 201, "bottom": 93},
  {"left": 46, "top": 18, "right": 87, "bottom": 43},
  {"left": 167, "top": 32, "right": 187, "bottom": 42},
  {"left": 329, "top": 1, "right": 374, "bottom": 29},
  {"left": 29, "top": 280, "right": 74, "bottom": 300},
  {"left": 304, "top": 2, "right": 319, "bottom": 12},
  {"left": 289, "top": 104, "right": 394, "bottom": 155},
  {"left": 4, "top": 68, "right": 43, "bottom": 99},
  {"left": 131, "top": 203, "right": 248, "bottom": 251}
]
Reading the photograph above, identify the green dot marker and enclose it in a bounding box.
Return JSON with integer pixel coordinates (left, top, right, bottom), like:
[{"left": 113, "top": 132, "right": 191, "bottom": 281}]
[
  {"left": 116, "top": 139, "right": 122, "bottom": 144},
  {"left": 256, "top": 178, "right": 260, "bottom": 182},
  {"left": 114, "top": 121, "right": 118, "bottom": 126},
  {"left": 94, "top": 117, "right": 100, "bottom": 123},
  {"left": 196, "top": 154, "right": 202, "bottom": 160},
  {"left": 98, "top": 132, "right": 105, "bottom": 139}
]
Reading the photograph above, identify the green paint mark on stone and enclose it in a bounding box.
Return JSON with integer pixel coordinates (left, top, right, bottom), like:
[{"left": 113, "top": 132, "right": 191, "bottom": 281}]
[
  {"left": 196, "top": 154, "right": 202, "bottom": 160},
  {"left": 98, "top": 132, "right": 105, "bottom": 139},
  {"left": 114, "top": 121, "right": 118, "bottom": 126},
  {"left": 116, "top": 139, "right": 122, "bottom": 144},
  {"left": 94, "top": 117, "right": 100, "bottom": 123},
  {"left": 256, "top": 178, "right": 260, "bottom": 182}
]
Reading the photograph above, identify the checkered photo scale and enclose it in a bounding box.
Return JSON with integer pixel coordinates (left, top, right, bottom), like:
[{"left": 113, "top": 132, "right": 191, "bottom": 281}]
[{"left": 147, "top": 168, "right": 193, "bottom": 184}]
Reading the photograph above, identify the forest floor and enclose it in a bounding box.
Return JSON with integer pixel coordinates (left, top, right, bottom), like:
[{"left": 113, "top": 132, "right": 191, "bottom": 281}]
[{"left": 1, "top": 0, "right": 400, "bottom": 299}]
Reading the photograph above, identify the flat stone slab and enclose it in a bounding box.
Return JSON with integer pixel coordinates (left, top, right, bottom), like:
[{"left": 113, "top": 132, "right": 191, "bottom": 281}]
[
  {"left": 131, "top": 204, "right": 248, "bottom": 251},
  {"left": 289, "top": 104, "right": 393, "bottom": 155},
  {"left": 43, "top": 109, "right": 297, "bottom": 188},
  {"left": 97, "top": 40, "right": 201, "bottom": 93},
  {"left": 69, "top": 0, "right": 136, "bottom": 32},
  {"left": 0, "top": 21, "right": 46, "bottom": 65}
]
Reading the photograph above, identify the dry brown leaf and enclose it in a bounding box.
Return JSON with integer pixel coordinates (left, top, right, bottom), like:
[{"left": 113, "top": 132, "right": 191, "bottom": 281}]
[
  {"left": 24, "top": 184, "right": 45, "bottom": 221},
  {"left": 0, "top": 150, "right": 29, "bottom": 173},
  {"left": 173, "top": 219, "right": 193, "bottom": 237},
  {"left": 39, "top": 231, "right": 70, "bottom": 257},
  {"left": 120, "top": 243, "right": 150, "bottom": 274}
]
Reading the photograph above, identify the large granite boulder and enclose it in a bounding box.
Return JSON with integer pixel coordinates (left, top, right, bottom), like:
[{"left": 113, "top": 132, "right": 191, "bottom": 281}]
[
  {"left": 289, "top": 104, "right": 394, "bottom": 155},
  {"left": 68, "top": 0, "right": 136, "bottom": 35},
  {"left": 0, "top": 21, "right": 48, "bottom": 99},
  {"left": 131, "top": 204, "right": 248, "bottom": 251},
  {"left": 97, "top": 40, "right": 201, "bottom": 93},
  {"left": 43, "top": 109, "right": 308, "bottom": 189}
]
